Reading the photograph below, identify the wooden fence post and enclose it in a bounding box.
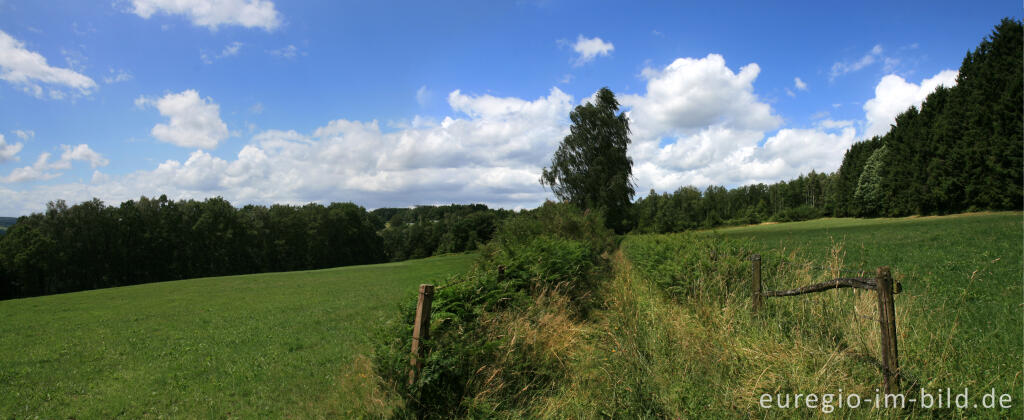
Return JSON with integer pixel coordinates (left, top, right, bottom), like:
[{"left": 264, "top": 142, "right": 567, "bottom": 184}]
[
  {"left": 409, "top": 284, "right": 434, "bottom": 386},
  {"left": 875, "top": 267, "right": 899, "bottom": 394},
  {"left": 751, "top": 254, "right": 762, "bottom": 314}
]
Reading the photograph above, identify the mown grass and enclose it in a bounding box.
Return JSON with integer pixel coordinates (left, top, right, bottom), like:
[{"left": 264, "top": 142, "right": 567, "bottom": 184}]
[
  {"left": 0, "top": 253, "right": 474, "bottom": 418},
  {"left": 563, "top": 212, "right": 1022, "bottom": 418}
]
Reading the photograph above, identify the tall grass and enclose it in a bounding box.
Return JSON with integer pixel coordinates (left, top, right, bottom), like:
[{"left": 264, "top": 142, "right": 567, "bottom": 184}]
[{"left": 600, "top": 224, "right": 1019, "bottom": 419}]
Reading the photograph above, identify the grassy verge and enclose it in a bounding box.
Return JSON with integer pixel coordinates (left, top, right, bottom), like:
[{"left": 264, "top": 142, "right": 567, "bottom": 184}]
[{"left": 0, "top": 253, "right": 474, "bottom": 418}]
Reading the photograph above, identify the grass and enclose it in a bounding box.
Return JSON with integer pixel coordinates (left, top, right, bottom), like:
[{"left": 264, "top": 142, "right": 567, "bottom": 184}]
[
  {"left": 0, "top": 253, "right": 475, "bottom": 418},
  {"left": 554, "top": 211, "right": 1022, "bottom": 418},
  {"left": 709, "top": 212, "right": 1023, "bottom": 409}
]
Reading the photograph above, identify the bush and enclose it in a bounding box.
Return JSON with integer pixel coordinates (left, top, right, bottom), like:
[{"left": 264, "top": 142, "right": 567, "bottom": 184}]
[
  {"left": 770, "top": 204, "right": 823, "bottom": 223},
  {"left": 373, "top": 202, "right": 613, "bottom": 418}
]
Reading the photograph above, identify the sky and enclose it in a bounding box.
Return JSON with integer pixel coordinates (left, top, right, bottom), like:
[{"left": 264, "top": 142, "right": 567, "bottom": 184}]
[{"left": 0, "top": 1, "right": 1019, "bottom": 215}]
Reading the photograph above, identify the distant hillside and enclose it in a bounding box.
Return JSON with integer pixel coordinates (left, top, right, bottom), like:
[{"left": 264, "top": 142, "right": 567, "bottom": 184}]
[{"left": 0, "top": 217, "right": 16, "bottom": 229}]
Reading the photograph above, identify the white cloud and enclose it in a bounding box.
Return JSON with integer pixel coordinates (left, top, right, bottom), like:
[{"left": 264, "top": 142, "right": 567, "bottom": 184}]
[
  {"left": 622, "top": 54, "right": 780, "bottom": 142},
  {"left": 268, "top": 44, "right": 298, "bottom": 59},
  {"left": 571, "top": 35, "right": 614, "bottom": 66},
  {"left": 0, "top": 30, "right": 97, "bottom": 98},
  {"left": 416, "top": 85, "right": 430, "bottom": 106},
  {"left": 249, "top": 102, "right": 263, "bottom": 114},
  {"left": 794, "top": 77, "right": 807, "bottom": 91},
  {"left": 103, "top": 68, "right": 133, "bottom": 84},
  {"left": 0, "top": 53, "right": 915, "bottom": 214},
  {"left": 12, "top": 130, "right": 34, "bottom": 141},
  {"left": 221, "top": 41, "right": 242, "bottom": 57},
  {"left": 136, "top": 89, "right": 230, "bottom": 149},
  {"left": 0, "top": 88, "right": 571, "bottom": 213},
  {"left": 128, "top": 0, "right": 281, "bottom": 31},
  {"left": 830, "top": 44, "right": 883, "bottom": 80},
  {"left": 863, "top": 69, "right": 958, "bottom": 137},
  {"left": 60, "top": 144, "right": 109, "bottom": 168},
  {"left": 817, "top": 119, "right": 854, "bottom": 129},
  {"left": 1, "top": 144, "right": 107, "bottom": 183},
  {"left": 620, "top": 54, "right": 855, "bottom": 193},
  {"left": 201, "top": 41, "right": 243, "bottom": 64},
  {"left": 0, "top": 134, "right": 24, "bottom": 163}
]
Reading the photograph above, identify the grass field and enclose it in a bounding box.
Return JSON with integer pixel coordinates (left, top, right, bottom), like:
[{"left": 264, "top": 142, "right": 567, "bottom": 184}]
[
  {"left": 536, "top": 212, "right": 1024, "bottom": 417},
  {"left": 710, "top": 212, "right": 1023, "bottom": 415},
  {"left": 0, "top": 253, "right": 474, "bottom": 418},
  {"left": 555, "top": 212, "right": 1022, "bottom": 418},
  {"left": 3, "top": 212, "right": 1020, "bottom": 418}
]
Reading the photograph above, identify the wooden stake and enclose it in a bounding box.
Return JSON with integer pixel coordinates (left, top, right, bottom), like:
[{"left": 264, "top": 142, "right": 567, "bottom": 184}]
[
  {"left": 409, "top": 284, "right": 434, "bottom": 386},
  {"left": 751, "top": 254, "right": 762, "bottom": 314},
  {"left": 875, "top": 267, "right": 899, "bottom": 395}
]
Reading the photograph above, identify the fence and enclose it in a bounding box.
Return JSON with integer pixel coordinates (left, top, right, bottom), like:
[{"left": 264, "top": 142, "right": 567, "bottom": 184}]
[
  {"left": 749, "top": 254, "right": 902, "bottom": 394},
  {"left": 406, "top": 259, "right": 905, "bottom": 393}
]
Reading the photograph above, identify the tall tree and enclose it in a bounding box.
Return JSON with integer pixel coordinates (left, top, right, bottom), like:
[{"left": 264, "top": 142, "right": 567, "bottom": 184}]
[{"left": 541, "top": 87, "right": 635, "bottom": 232}]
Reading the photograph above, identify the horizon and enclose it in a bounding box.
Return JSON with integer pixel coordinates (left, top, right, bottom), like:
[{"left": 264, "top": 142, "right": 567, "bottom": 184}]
[{"left": 0, "top": 1, "right": 1020, "bottom": 216}]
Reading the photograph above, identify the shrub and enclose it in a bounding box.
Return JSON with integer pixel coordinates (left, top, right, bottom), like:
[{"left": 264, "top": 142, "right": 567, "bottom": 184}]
[
  {"left": 373, "top": 202, "right": 614, "bottom": 418},
  {"left": 771, "top": 204, "right": 823, "bottom": 223}
]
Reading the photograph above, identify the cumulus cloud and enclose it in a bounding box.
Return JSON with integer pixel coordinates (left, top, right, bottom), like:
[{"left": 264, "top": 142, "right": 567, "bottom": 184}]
[
  {"left": 621, "top": 54, "right": 854, "bottom": 193},
  {"left": 136, "top": 89, "right": 230, "bottom": 149},
  {"left": 570, "top": 35, "right": 614, "bottom": 66},
  {"left": 622, "top": 54, "right": 780, "bottom": 143},
  {"left": 0, "top": 88, "right": 572, "bottom": 214},
  {"left": 0, "top": 54, "right": 882, "bottom": 214},
  {"left": 59, "top": 144, "right": 109, "bottom": 168},
  {"left": 0, "top": 134, "right": 24, "bottom": 163},
  {"left": 128, "top": 0, "right": 281, "bottom": 31},
  {"left": 0, "top": 30, "right": 97, "bottom": 98},
  {"left": 1, "top": 144, "right": 107, "bottom": 183},
  {"left": 863, "top": 69, "right": 958, "bottom": 137}
]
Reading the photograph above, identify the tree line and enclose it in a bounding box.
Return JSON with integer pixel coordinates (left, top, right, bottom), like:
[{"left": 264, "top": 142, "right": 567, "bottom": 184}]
[
  {"left": 0, "top": 197, "right": 513, "bottom": 299},
  {"left": 0, "top": 196, "right": 384, "bottom": 299},
  {"left": 833, "top": 18, "right": 1021, "bottom": 217},
  {"left": 631, "top": 171, "right": 834, "bottom": 233},
  {"left": 372, "top": 204, "right": 513, "bottom": 261}
]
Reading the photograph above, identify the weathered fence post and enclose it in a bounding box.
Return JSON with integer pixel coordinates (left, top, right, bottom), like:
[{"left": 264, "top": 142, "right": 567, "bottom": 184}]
[
  {"left": 750, "top": 254, "right": 762, "bottom": 314},
  {"left": 409, "top": 284, "right": 434, "bottom": 386},
  {"left": 875, "top": 267, "right": 899, "bottom": 394}
]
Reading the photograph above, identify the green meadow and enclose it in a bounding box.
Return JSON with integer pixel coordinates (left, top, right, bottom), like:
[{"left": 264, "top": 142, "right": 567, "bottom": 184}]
[
  {"left": 1, "top": 212, "right": 1020, "bottom": 418},
  {"left": 710, "top": 212, "right": 1023, "bottom": 415},
  {"left": 0, "top": 253, "right": 474, "bottom": 418}
]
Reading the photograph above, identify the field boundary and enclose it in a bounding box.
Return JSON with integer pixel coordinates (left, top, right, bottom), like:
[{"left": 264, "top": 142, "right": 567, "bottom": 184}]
[{"left": 750, "top": 254, "right": 902, "bottom": 394}]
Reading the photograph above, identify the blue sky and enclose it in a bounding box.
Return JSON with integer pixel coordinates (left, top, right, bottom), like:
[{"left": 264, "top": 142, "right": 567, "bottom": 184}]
[{"left": 0, "top": 0, "right": 1018, "bottom": 215}]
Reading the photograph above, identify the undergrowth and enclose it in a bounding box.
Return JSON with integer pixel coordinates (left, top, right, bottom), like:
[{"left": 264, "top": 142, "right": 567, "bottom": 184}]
[{"left": 372, "top": 202, "right": 615, "bottom": 418}]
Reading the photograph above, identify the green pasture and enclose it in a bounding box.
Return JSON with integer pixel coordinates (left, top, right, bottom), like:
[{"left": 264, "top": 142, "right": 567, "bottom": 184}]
[{"left": 0, "top": 253, "right": 474, "bottom": 418}]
